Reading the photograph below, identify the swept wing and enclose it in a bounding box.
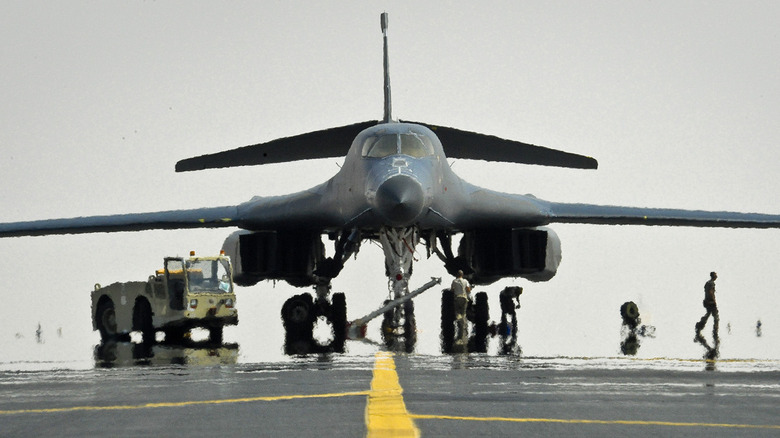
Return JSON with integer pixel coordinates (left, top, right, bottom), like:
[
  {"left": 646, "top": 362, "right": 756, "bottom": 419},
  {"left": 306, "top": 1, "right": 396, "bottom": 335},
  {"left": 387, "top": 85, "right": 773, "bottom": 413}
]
[
  {"left": 175, "top": 121, "right": 597, "bottom": 173},
  {"left": 543, "top": 202, "right": 780, "bottom": 228},
  {"left": 0, "top": 206, "right": 241, "bottom": 238}
]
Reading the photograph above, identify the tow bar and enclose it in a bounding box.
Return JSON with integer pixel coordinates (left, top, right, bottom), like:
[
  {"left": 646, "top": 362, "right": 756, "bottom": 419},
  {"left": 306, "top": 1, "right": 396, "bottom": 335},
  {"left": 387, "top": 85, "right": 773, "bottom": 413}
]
[{"left": 347, "top": 277, "right": 442, "bottom": 340}]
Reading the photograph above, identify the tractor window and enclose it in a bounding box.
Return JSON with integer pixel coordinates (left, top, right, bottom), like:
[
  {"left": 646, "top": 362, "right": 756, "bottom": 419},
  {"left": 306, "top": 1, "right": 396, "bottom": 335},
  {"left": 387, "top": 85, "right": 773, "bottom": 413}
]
[
  {"left": 217, "top": 259, "right": 233, "bottom": 293},
  {"left": 165, "top": 259, "right": 186, "bottom": 310},
  {"left": 186, "top": 259, "right": 232, "bottom": 293}
]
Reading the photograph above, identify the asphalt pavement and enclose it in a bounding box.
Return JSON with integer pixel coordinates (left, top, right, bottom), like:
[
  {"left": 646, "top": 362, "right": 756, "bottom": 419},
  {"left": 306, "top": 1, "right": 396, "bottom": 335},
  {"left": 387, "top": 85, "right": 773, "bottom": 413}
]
[{"left": 1, "top": 345, "right": 779, "bottom": 437}]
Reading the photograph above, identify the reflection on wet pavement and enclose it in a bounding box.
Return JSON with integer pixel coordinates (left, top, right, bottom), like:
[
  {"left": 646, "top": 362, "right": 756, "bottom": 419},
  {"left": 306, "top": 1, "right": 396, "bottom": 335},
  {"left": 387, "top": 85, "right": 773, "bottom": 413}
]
[{"left": 94, "top": 341, "right": 239, "bottom": 368}]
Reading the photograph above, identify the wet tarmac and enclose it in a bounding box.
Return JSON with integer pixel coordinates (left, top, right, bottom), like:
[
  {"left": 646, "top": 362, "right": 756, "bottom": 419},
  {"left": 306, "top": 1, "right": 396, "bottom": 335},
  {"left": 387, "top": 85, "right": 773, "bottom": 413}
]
[{"left": 1, "top": 344, "right": 779, "bottom": 437}]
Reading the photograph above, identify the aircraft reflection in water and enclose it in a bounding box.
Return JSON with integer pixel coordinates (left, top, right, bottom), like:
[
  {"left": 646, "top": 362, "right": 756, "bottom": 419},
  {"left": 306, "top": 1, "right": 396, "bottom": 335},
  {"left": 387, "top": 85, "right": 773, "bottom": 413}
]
[
  {"left": 94, "top": 341, "right": 238, "bottom": 368},
  {"left": 3, "top": 13, "right": 780, "bottom": 356}
]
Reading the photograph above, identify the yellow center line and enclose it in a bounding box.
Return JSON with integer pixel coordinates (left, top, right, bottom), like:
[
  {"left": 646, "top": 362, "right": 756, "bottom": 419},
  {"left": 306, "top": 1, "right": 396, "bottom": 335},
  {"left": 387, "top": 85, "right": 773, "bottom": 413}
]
[
  {"left": 365, "top": 351, "right": 420, "bottom": 437},
  {"left": 409, "top": 414, "right": 780, "bottom": 430},
  {"left": 0, "top": 390, "right": 370, "bottom": 416}
]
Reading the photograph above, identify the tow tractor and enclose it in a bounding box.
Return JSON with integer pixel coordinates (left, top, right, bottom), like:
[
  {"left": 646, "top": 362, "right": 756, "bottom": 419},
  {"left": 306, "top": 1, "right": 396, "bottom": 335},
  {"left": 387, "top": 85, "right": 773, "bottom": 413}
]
[{"left": 92, "top": 251, "right": 238, "bottom": 344}]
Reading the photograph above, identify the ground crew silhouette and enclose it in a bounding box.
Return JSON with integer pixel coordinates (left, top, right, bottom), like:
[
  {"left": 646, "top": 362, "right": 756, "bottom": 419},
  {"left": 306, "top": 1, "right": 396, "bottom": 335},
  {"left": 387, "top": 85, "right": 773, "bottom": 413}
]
[
  {"left": 450, "top": 270, "right": 471, "bottom": 345},
  {"left": 695, "top": 271, "right": 719, "bottom": 345}
]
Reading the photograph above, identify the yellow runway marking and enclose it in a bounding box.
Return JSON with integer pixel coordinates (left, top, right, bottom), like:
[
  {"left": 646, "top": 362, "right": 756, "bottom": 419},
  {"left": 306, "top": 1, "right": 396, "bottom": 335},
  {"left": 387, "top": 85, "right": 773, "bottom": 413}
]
[
  {"left": 365, "top": 351, "right": 420, "bottom": 437},
  {"left": 410, "top": 414, "right": 780, "bottom": 430},
  {"left": 0, "top": 390, "right": 370, "bottom": 416}
]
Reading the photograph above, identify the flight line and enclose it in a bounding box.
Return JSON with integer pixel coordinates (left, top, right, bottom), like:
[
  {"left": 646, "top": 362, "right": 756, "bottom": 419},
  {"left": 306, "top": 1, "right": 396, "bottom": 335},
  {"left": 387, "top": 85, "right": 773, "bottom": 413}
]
[{"left": 2, "top": 352, "right": 778, "bottom": 435}]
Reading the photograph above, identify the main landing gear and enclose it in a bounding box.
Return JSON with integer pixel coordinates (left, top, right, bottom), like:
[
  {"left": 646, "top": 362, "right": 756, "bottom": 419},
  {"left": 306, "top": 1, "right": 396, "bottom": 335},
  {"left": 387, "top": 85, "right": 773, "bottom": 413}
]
[
  {"left": 441, "top": 286, "right": 523, "bottom": 355},
  {"left": 281, "top": 229, "right": 361, "bottom": 355},
  {"left": 440, "top": 289, "right": 490, "bottom": 353},
  {"left": 281, "top": 283, "right": 347, "bottom": 355}
]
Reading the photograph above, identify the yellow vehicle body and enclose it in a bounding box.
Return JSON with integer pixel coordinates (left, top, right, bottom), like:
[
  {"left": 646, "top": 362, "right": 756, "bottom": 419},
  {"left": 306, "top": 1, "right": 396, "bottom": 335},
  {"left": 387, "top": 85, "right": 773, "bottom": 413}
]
[{"left": 92, "top": 254, "right": 238, "bottom": 344}]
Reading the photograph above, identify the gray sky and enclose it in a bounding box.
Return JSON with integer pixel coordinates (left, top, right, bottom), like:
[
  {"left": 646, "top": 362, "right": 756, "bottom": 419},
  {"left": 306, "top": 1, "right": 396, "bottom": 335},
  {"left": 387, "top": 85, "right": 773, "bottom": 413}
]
[{"left": 1, "top": 2, "right": 778, "bottom": 367}]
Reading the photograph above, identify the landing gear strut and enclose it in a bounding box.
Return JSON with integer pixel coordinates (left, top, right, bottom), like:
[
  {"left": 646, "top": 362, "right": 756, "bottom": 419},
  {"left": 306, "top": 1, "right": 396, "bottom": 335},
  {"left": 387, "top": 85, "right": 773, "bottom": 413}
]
[{"left": 379, "top": 227, "right": 420, "bottom": 351}]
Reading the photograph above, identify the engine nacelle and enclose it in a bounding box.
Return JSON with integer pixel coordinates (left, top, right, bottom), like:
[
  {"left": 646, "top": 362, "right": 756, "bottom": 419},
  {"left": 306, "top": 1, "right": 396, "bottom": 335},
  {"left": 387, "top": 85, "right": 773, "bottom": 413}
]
[
  {"left": 222, "top": 230, "right": 324, "bottom": 287},
  {"left": 458, "top": 227, "right": 561, "bottom": 285}
]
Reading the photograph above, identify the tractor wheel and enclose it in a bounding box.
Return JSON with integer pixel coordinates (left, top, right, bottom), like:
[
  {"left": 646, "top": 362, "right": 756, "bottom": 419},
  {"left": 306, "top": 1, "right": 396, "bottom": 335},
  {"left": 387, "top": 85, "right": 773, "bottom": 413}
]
[
  {"left": 132, "top": 298, "right": 155, "bottom": 345},
  {"left": 209, "top": 325, "right": 224, "bottom": 344},
  {"left": 96, "top": 298, "right": 118, "bottom": 342}
]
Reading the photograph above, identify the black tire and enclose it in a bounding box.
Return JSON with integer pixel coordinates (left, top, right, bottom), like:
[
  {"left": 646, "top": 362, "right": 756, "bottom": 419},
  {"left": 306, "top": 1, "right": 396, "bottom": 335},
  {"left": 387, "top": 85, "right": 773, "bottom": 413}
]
[
  {"left": 330, "top": 293, "right": 347, "bottom": 353},
  {"left": 440, "top": 289, "right": 455, "bottom": 353},
  {"left": 209, "top": 325, "right": 224, "bottom": 344},
  {"left": 620, "top": 301, "right": 640, "bottom": 328},
  {"left": 96, "top": 298, "right": 118, "bottom": 342},
  {"left": 282, "top": 294, "right": 314, "bottom": 354},
  {"left": 472, "top": 292, "right": 489, "bottom": 353},
  {"left": 132, "top": 298, "right": 155, "bottom": 345},
  {"left": 403, "top": 300, "right": 416, "bottom": 353},
  {"left": 164, "top": 327, "right": 188, "bottom": 344},
  {"left": 282, "top": 294, "right": 314, "bottom": 329},
  {"left": 381, "top": 299, "right": 394, "bottom": 346}
]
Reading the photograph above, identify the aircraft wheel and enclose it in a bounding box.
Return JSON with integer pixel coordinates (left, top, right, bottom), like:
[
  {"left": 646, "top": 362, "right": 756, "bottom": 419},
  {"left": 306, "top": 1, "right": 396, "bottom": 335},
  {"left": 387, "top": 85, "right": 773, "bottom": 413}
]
[
  {"left": 96, "top": 298, "right": 118, "bottom": 342},
  {"left": 132, "top": 298, "right": 155, "bottom": 345},
  {"left": 282, "top": 294, "right": 314, "bottom": 353},
  {"left": 282, "top": 294, "right": 314, "bottom": 328},
  {"left": 330, "top": 293, "right": 347, "bottom": 353},
  {"left": 403, "top": 300, "right": 416, "bottom": 353},
  {"left": 380, "top": 300, "right": 394, "bottom": 346},
  {"left": 471, "top": 292, "right": 489, "bottom": 353},
  {"left": 440, "top": 289, "right": 455, "bottom": 353}
]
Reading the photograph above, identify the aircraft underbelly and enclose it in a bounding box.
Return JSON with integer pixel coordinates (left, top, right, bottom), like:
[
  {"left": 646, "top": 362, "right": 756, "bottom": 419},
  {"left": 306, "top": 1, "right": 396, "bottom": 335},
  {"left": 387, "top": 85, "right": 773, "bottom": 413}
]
[{"left": 426, "top": 189, "right": 551, "bottom": 231}]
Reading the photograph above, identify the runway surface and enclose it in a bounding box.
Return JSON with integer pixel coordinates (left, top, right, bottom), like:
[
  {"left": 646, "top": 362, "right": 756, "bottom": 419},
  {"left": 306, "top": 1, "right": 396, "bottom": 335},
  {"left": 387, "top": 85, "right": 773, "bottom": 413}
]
[{"left": 1, "top": 344, "right": 779, "bottom": 437}]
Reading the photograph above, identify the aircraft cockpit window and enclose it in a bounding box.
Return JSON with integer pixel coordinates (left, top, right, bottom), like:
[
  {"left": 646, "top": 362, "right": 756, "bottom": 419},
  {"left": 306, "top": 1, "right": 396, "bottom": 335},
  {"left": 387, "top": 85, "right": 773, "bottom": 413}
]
[
  {"left": 362, "top": 135, "right": 398, "bottom": 158},
  {"left": 362, "top": 133, "right": 434, "bottom": 158},
  {"left": 399, "top": 133, "right": 434, "bottom": 158}
]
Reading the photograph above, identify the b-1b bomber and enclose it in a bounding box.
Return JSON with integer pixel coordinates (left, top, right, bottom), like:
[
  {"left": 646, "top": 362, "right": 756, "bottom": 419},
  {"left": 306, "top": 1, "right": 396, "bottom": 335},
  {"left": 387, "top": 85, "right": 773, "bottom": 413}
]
[{"left": 3, "top": 14, "right": 780, "bottom": 354}]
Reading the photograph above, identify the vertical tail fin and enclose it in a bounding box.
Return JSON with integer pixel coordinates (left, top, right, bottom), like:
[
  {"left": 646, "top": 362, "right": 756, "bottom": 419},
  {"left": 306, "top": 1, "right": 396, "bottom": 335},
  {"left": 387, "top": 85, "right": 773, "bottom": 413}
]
[{"left": 381, "top": 12, "right": 393, "bottom": 123}]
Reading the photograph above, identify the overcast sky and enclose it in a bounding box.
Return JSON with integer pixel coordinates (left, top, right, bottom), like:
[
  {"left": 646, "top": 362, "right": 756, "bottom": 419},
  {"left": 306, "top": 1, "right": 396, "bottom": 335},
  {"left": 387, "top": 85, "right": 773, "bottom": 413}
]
[{"left": 1, "top": 2, "right": 778, "bottom": 368}]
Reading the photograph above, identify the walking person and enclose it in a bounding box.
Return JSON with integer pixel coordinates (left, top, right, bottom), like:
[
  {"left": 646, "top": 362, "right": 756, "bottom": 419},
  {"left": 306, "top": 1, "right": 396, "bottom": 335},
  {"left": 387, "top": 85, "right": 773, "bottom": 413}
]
[{"left": 695, "top": 271, "right": 720, "bottom": 344}]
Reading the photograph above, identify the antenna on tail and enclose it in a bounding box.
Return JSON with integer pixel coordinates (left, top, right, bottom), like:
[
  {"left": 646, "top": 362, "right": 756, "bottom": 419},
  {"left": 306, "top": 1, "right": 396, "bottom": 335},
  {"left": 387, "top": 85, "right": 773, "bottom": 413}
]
[{"left": 381, "top": 12, "right": 393, "bottom": 123}]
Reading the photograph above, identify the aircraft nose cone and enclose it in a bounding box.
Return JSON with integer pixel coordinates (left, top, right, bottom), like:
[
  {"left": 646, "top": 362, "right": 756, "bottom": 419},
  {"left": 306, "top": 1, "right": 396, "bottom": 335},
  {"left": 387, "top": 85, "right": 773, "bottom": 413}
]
[{"left": 375, "top": 175, "right": 425, "bottom": 225}]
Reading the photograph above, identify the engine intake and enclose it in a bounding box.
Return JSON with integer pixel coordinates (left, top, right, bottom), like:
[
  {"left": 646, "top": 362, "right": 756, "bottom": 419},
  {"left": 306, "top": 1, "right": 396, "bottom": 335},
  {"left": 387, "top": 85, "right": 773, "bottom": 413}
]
[
  {"left": 222, "top": 230, "right": 324, "bottom": 287},
  {"left": 458, "top": 227, "right": 561, "bottom": 285}
]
